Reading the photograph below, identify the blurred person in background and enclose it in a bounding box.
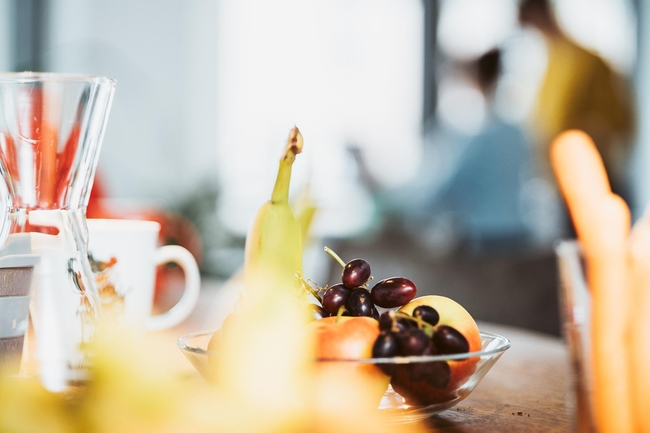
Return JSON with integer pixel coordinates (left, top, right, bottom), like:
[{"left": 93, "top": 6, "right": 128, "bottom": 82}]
[
  {"left": 426, "top": 49, "right": 534, "bottom": 253},
  {"left": 518, "top": 0, "right": 635, "bottom": 203},
  {"left": 389, "top": 49, "right": 535, "bottom": 255}
]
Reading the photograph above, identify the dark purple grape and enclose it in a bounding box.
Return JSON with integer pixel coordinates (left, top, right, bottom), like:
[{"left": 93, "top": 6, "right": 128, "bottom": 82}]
[
  {"left": 378, "top": 311, "right": 394, "bottom": 331},
  {"left": 433, "top": 325, "right": 469, "bottom": 355},
  {"left": 397, "top": 328, "right": 430, "bottom": 356},
  {"left": 345, "top": 288, "right": 374, "bottom": 317},
  {"left": 425, "top": 361, "right": 451, "bottom": 389},
  {"left": 308, "top": 304, "right": 329, "bottom": 320},
  {"left": 370, "top": 277, "right": 417, "bottom": 308},
  {"left": 371, "top": 306, "right": 380, "bottom": 320},
  {"left": 395, "top": 316, "right": 418, "bottom": 333},
  {"left": 409, "top": 341, "right": 439, "bottom": 381},
  {"left": 412, "top": 305, "right": 440, "bottom": 327},
  {"left": 321, "top": 284, "right": 352, "bottom": 314},
  {"left": 372, "top": 331, "right": 399, "bottom": 358},
  {"left": 342, "top": 258, "right": 371, "bottom": 288},
  {"left": 372, "top": 331, "right": 399, "bottom": 375}
]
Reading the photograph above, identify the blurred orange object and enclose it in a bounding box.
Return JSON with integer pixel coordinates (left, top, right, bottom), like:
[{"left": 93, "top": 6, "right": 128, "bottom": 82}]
[
  {"left": 550, "top": 130, "right": 612, "bottom": 252},
  {"left": 551, "top": 130, "right": 634, "bottom": 433}
]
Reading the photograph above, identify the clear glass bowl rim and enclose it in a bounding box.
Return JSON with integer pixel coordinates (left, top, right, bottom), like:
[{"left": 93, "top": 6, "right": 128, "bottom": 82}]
[
  {"left": 177, "top": 329, "right": 511, "bottom": 364},
  {"left": 0, "top": 72, "right": 116, "bottom": 85}
]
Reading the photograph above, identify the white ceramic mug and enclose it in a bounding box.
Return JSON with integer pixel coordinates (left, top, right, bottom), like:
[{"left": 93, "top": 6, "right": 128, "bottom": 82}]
[{"left": 86, "top": 219, "right": 201, "bottom": 331}]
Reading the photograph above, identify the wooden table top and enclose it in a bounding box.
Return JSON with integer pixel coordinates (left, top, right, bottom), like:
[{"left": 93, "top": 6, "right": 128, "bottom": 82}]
[{"left": 162, "top": 279, "right": 573, "bottom": 433}]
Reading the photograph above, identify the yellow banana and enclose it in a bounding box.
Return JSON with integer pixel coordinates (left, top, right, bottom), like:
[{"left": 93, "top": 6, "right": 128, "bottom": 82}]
[
  {"left": 244, "top": 127, "right": 304, "bottom": 296},
  {"left": 293, "top": 186, "right": 318, "bottom": 248}
]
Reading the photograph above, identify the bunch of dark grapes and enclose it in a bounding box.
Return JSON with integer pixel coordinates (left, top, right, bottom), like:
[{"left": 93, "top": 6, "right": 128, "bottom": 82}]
[
  {"left": 302, "top": 247, "right": 473, "bottom": 393},
  {"left": 371, "top": 307, "right": 470, "bottom": 389},
  {"left": 308, "top": 247, "right": 418, "bottom": 319}
]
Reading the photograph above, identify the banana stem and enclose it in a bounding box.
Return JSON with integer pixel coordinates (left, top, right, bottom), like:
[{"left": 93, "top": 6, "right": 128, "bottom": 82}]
[
  {"left": 271, "top": 127, "right": 304, "bottom": 204},
  {"left": 324, "top": 246, "right": 346, "bottom": 268}
]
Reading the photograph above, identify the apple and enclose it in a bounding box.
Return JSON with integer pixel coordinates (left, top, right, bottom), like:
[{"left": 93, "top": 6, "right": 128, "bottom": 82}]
[
  {"left": 391, "top": 295, "right": 482, "bottom": 406},
  {"left": 306, "top": 316, "right": 379, "bottom": 359},
  {"left": 303, "top": 315, "right": 390, "bottom": 407}
]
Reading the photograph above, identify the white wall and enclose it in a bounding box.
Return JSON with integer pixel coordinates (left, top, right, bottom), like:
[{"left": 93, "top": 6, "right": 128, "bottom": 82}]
[
  {"left": 43, "top": 0, "right": 425, "bottom": 241},
  {"left": 45, "top": 0, "right": 220, "bottom": 206},
  {"left": 213, "top": 0, "right": 424, "bottom": 237}
]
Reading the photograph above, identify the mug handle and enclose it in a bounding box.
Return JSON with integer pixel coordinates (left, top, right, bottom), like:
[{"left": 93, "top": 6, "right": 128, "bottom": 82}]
[{"left": 146, "top": 245, "right": 201, "bottom": 331}]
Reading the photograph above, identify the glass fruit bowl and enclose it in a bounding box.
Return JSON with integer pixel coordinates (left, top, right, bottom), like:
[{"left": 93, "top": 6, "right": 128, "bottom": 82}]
[{"left": 177, "top": 329, "right": 510, "bottom": 423}]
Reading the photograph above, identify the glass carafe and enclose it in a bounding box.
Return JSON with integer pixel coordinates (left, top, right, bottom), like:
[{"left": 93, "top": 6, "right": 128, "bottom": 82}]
[{"left": 0, "top": 73, "right": 115, "bottom": 391}]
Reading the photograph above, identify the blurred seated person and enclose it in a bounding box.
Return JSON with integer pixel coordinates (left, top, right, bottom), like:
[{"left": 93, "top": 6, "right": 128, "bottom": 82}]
[
  {"left": 519, "top": 0, "right": 635, "bottom": 202},
  {"left": 387, "top": 50, "right": 535, "bottom": 255}
]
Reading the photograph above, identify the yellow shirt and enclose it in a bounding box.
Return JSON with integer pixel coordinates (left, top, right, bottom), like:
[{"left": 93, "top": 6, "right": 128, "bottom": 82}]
[{"left": 533, "top": 35, "right": 634, "bottom": 187}]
